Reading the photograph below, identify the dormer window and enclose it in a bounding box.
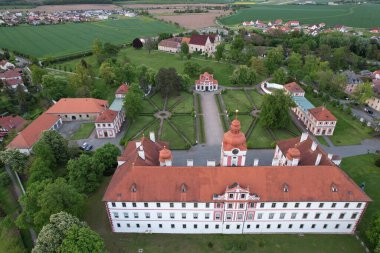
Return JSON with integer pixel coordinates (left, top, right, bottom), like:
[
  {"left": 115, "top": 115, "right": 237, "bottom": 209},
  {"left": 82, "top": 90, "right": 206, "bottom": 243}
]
[
  {"left": 131, "top": 183, "right": 137, "bottom": 192},
  {"left": 331, "top": 183, "right": 338, "bottom": 192},
  {"left": 180, "top": 183, "right": 187, "bottom": 193},
  {"left": 229, "top": 193, "right": 234, "bottom": 199},
  {"left": 283, "top": 183, "right": 289, "bottom": 192}
]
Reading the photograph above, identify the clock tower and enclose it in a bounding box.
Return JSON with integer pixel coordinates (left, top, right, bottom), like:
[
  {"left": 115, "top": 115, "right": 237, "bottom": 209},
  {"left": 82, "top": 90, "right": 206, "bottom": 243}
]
[{"left": 220, "top": 111, "right": 247, "bottom": 166}]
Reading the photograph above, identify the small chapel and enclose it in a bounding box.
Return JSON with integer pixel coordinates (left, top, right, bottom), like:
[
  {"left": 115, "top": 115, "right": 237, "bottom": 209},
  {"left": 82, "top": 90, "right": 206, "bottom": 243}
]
[{"left": 195, "top": 72, "right": 218, "bottom": 92}]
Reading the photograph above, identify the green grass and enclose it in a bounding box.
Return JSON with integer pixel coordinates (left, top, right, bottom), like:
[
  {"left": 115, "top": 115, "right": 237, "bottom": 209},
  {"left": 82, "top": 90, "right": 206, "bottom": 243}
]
[
  {"left": 247, "top": 118, "right": 275, "bottom": 149},
  {"left": 272, "top": 120, "right": 301, "bottom": 140},
  {"left": 248, "top": 89, "right": 264, "bottom": 109},
  {"left": 141, "top": 98, "right": 158, "bottom": 114},
  {"left": 123, "top": 116, "right": 156, "bottom": 142},
  {"left": 170, "top": 115, "right": 196, "bottom": 145},
  {"left": 236, "top": 115, "right": 254, "bottom": 135},
  {"left": 160, "top": 120, "right": 188, "bottom": 149},
  {"left": 340, "top": 154, "right": 380, "bottom": 246},
  {"left": 171, "top": 92, "right": 194, "bottom": 114},
  {"left": 317, "top": 136, "right": 330, "bottom": 146},
  {"left": 222, "top": 90, "right": 253, "bottom": 113},
  {"left": 0, "top": 17, "right": 181, "bottom": 58},
  {"left": 70, "top": 123, "right": 95, "bottom": 140},
  {"left": 84, "top": 177, "right": 366, "bottom": 253},
  {"left": 150, "top": 93, "right": 166, "bottom": 110},
  {"left": 306, "top": 94, "right": 373, "bottom": 146},
  {"left": 220, "top": 4, "right": 380, "bottom": 28}
]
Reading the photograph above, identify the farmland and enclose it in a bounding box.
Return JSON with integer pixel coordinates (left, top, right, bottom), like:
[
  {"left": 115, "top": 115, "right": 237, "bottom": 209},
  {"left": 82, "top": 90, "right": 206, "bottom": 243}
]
[
  {"left": 0, "top": 17, "right": 181, "bottom": 58},
  {"left": 220, "top": 4, "right": 380, "bottom": 28}
]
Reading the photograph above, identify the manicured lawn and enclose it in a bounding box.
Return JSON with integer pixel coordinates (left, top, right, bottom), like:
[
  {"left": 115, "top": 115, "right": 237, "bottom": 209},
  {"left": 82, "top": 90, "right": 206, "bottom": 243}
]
[
  {"left": 150, "top": 93, "right": 166, "bottom": 110},
  {"left": 170, "top": 115, "right": 196, "bottom": 145},
  {"left": 248, "top": 89, "right": 264, "bottom": 109},
  {"left": 71, "top": 123, "right": 95, "bottom": 140},
  {"left": 160, "top": 120, "right": 188, "bottom": 150},
  {"left": 341, "top": 154, "right": 380, "bottom": 243},
  {"left": 122, "top": 116, "right": 156, "bottom": 143},
  {"left": 172, "top": 93, "right": 194, "bottom": 114},
  {"left": 306, "top": 94, "right": 373, "bottom": 146},
  {"left": 141, "top": 98, "right": 158, "bottom": 114},
  {"left": 247, "top": 118, "right": 275, "bottom": 149},
  {"left": 222, "top": 90, "right": 253, "bottom": 113},
  {"left": 129, "top": 121, "right": 160, "bottom": 142},
  {"left": 272, "top": 121, "right": 301, "bottom": 140},
  {"left": 84, "top": 178, "right": 366, "bottom": 253},
  {"left": 317, "top": 136, "right": 330, "bottom": 147},
  {"left": 0, "top": 17, "right": 181, "bottom": 58},
  {"left": 236, "top": 115, "right": 255, "bottom": 135}
]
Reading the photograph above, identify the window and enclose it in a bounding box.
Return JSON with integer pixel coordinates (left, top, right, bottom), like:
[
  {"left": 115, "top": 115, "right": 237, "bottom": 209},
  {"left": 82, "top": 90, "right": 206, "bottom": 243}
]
[
  {"left": 216, "top": 203, "right": 222, "bottom": 208},
  {"left": 239, "top": 203, "right": 244, "bottom": 209},
  {"left": 132, "top": 203, "right": 136, "bottom": 207},
  {"left": 347, "top": 224, "right": 352, "bottom": 229},
  {"left": 306, "top": 203, "right": 311, "bottom": 208},
  {"left": 159, "top": 224, "right": 163, "bottom": 228},
  {"left": 288, "top": 224, "right": 293, "bottom": 229},
  {"left": 339, "top": 213, "right": 345, "bottom": 219},
  {"left": 157, "top": 213, "right": 162, "bottom": 219},
  {"left": 170, "top": 203, "right": 174, "bottom": 208},
  {"left": 256, "top": 224, "right": 260, "bottom": 229},
  {"left": 205, "top": 213, "right": 210, "bottom": 219},
  {"left": 323, "top": 224, "right": 328, "bottom": 229},
  {"left": 144, "top": 203, "right": 148, "bottom": 208},
  {"left": 124, "top": 212, "right": 129, "bottom": 218},
  {"left": 335, "top": 224, "right": 340, "bottom": 229},
  {"left": 248, "top": 213, "right": 253, "bottom": 220},
  {"left": 300, "top": 224, "right": 304, "bottom": 229},
  {"left": 136, "top": 224, "right": 140, "bottom": 228},
  {"left": 226, "top": 225, "right": 230, "bottom": 229},
  {"left": 269, "top": 213, "right": 274, "bottom": 219},
  {"left": 134, "top": 213, "right": 138, "bottom": 218},
  {"left": 267, "top": 224, "right": 271, "bottom": 229},
  {"left": 216, "top": 225, "right": 220, "bottom": 229},
  {"left": 357, "top": 203, "right": 362, "bottom": 208},
  {"left": 260, "top": 203, "right": 265, "bottom": 208},
  {"left": 237, "top": 213, "right": 243, "bottom": 220},
  {"left": 302, "top": 213, "right": 308, "bottom": 219},
  {"left": 283, "top": 203, "right": 288, "bottom": 208},
  {"left": 247, "top": 225, "right": 251, "bottom": 229},
  {"left": 327, "top": 213, "right": 333, "bottom": 219},
  {"left": 108, "top": 124, "right": 111, "bottom": 127},
  {"left": 319, "top": 203, "right": 324, "bottom": 208},
  {"left": 291, "top": 213, "right": 297, "bottom": 219},
  {"left": 127, "top": 224, "right": 130, "bottom": 228},
  {"left": 351, "top": 213, "right": 358, "bottom": 219},
  {"left": 182, "top": 213, "right": 186, "bottom": 219},
  {"left": 315, "top": 213, "right": 321, "bottom": 219},
  {"left": 113, "top": 212, "right": 119, "bottom": 218},
  {"left": 215, "top": 213, "right": 221, "bottom": 220},
  {"left": 332, "top": 203, "right": 336, "bottom": 208},
  {"left": 171, "top": 224, "right": 175, "bottom": 229},
  {"left": 122, "top": 202, "right": 126, "bottom": 207},
  {"left": 116, "top": 223, "right": 120, "bottom": 227},
  {"left": 148, "top": 224, "right": 151, "bottom": 228},
  {"left": 295, "top": 203, "right": 300, "bottom": 208},
  {"left": 271, "top": 203, "right": 276, "bottom": 208},
  {"left": 241, "top": 194, "right": 246, "bottom": 199},
  {"left": 193, "top": 213, "right": 198, "bottom": 219},
  {"left": 145, "top": 213, "right": 150, "bottom": 219},
  {"left": 170, "top": 213, "right": 175, "bottom": 219},
  {"left": 182, "top": 203, "right": 186, "bottom": 208},
  {"left": 228, "top": 203, "right": 233, "bottom": 209},
  {"left": 111, "top": 202, "right": 116, "bottom": 207},
  {"left": 183, "top": 224, "right": 186, "bottom": 229},
  {"left": 280, "top": 213, "right": 285, "bottom": 219},
  {"left": 250, "top": 202, "right": 255, "bottom": 208},
  {"left": 206, "top": 203, "right": 210, "bottom": 208},
  {"left": 311, "top": 224, "right": 316, "bottom": 229},
  {"left": 258, "top": 213, "right": 263, "bottom": 219},
  {"left": 226, "top": 213, "right": 232, "bottom": 220},
  {"left": 156, "top": 203, "right": 161, "bottom": 208},
  {"left": 229, "top": 193, "right": 234, "bottom": 199},
  {"left": 344, "top": 203, "right": 349, "bottom": 208},
  {"left": 102, "top": 124, "right": 105, "bottom": 127}
]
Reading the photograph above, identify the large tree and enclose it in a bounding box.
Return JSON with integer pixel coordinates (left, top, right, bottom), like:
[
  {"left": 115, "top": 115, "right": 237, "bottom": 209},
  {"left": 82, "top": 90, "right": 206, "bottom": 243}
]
[
  {"left": 181, "top": 42, "right": 189, "bottom": 56},
  {"left": 261, "top": 90, "right": 294, "bottom": 129},
  {"left": 144, "top": 37, "right": 155, "bottom": 54},
  {"left": 39, "top": 130, "right": 69, "bottom": 165},
  {"left": 99, "top": 61, "right": 116, "bottom": 86},
  {"left": 251, "top": 57, "right": 267, "bottom": 78},
  {"left": 287, "top": 52, "right": 304, "bottom": 81},
  {"left": 124, "top": 83, "right": 144, "bottom": 121},
  {"left": 59, "top": 225, "right": 105, "bottom": 253},
  {"left": 93, "top": 144, "right": 120, "bottom": 176},
  {"left": 0, "top": 149, "right": 28, "bottom": 173},
  {"left": 230, "top": 65, "right": 257, "bottom": 86},
  {"left": 265, "top": 46, "right": 284, "bottom": 74},
  {"left": 272, "top": 68, "right": 288, "bottom": 84},
  {"left": 42, "top": 75, "right": 70, "bottom": 101},
  {"left": 28, "top": 158, "right": 53, "bottom": 186},
  {"left": 354, "top": 82, "right": 375, "bottom": 104},
  {"left": 30, "top": 65, "right": 48, "bottom": 85},
  {"left": 155, "top": 68, "right": 182, "bottom": 98},
  {"left": 132, "top": 38, "right": 143, "bottom": 49},
  {"left": 183, "top": 62, "right": 201, "bottom": 78},
  {"left": 215, "top": 43, "right": 225, "bottom": 62},
  {"left": 69, "top": 60, "right": 94, "bottom": 97}
]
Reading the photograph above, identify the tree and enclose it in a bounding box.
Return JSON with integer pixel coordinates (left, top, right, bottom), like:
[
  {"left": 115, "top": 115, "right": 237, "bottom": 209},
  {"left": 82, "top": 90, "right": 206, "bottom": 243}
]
[
  {"left": 265, "top": 46, "right": 284, "bottom": 74},
  {"left": 0, "top": 149, "right": 28, "bottom": 173},
  {"left": 287, "top": 52, "right": 303, "bottom": 80},
  {"left": 67, "top": 154, "right": 105, "bottom": 194},
  {"left": 184, "top": 62, "right": 200, "bottom": 78},
  {"left": 215, "top": 43, "right": 225, "bottom": 62},
  {"left": 124, "top": 83, "right": 143, "bottom": 121},
  {"left": 39, "top": 130, "right": 69, "bottom": 165},
  {"left": 251, "top": 57, "right": 267, "bottom": 78},
  {"left": 144, "top": 37, "right": 155, "bottom": 54},
  {"left": 32, "top": 212, "right": 86, "bottom": 253},
  {"left": 30, "top": 65, "right": 48, "bottom": 85},
  {"left": 155, "top": 68, "right": 182, "bottom": 98},
  {"left": 354, "top": 82, "right": 375, "bottom": 104},
  {"left": 99, "top": 61, "right": 116, "bottom": 86},
  {"left": 103, "top": 42, "right": 119, "bottom": 57},
  {"left": 28, "top": 158, "right": 53, "bottom": 186},
  {"left": 92, "top": 39, "right": 104, "bottom": 65},
  {"left": 261, "top": 90, "right": 294, "bottom": 129},
  {"left": 59, "top": 225, "right": 105, "bottom": 253},
  {"left": 272, "top": 68, "right": 288, "bottom": 84},
  {"left": 121, "top": 63, "right": 136, "bottom": 84},
  {"left": 17, "top": 178, "right": 85, "bottom": 230},
  {"left": 132, "top": 38, "right": 143, "bottom": 49},
  {"left": 42, "top": 75, "right": 70, "bottom": 101},
  {"left": 230, "top": 65, "right": 257, "bottom": 86},
  {"left": 367, "top": 213, "right": 380, "bottom": 250},
  {"left": 69, "top": 60, "right": 94, "bottom": 97},
  {"left": 93, "top": 144, "right": 120, "bottom": 176},
  {"left": 181, "top": 42, "right": 189, "bottom": 56}
]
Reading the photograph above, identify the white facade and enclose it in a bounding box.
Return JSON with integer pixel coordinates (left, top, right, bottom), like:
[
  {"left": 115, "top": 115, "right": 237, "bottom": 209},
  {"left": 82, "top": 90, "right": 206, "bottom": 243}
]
[
  {"left": 95, "top": 111, "right": 125, "bottom": 139},
  {"left": 293, "top": 107, "right": 336, "bottom": 136},
  {"left": 158, "top": 45, "right": 180, "bottom": 53},
  {"left": 220, "top": 145, "right": 246, "bottom": 166},
  {"left": 189, "top": 36, "right": 221, "bottom": 55}
]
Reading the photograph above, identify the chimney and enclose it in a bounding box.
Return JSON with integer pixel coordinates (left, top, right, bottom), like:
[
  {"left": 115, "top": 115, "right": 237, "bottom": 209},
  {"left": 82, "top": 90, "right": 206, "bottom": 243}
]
[
  {"left": 253, "top": 159, "right": 259, "bottom": 166},
  {"left": 311, "top": 141, "right": 318, "bottom": 151},
  {"left": 187, "top": 159, "right": 193, "bottom": 166},
  {"left": 149, "top": 131, "right": 155, "bottom": 142},
  {"left": 300, "top": 132, "right": 308, "bottom": 142},
  {"left": 315, "top": 153, "right": 322, "bottom": 166},
  {"left": 207, "top": 160, "right": 216, "bottom": 167}
]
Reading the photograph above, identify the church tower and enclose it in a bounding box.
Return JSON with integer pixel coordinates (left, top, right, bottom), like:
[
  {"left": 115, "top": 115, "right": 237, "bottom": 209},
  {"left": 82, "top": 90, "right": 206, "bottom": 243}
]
[{"left": 220, "top": 111, "right": 247, "bottom": 166}]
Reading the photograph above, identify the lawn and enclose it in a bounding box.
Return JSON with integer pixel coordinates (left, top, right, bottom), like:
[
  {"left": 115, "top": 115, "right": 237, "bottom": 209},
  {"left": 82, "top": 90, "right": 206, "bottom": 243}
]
[
  {"left": 247, "top": 89, "right": 264, "bottom": 109},
  {"left": 340, "top": 154, "right": 380, "bottom": 246},
  {"left": 306, "top": 94, "right": 373, "bottom": 146},
  {"left": 171, "top": 93, "right": 194, "bottom": 114},
  {"left": 236, "top": 114, "right": 255, "bottom": 135},
  {"left": 0, "top": 17, "right": 181, "bottom": 58},
  {"left": 160, "top": 120, "right": 188, "bottom": 149},
  {"left": 122, "top": 116, "right": 156, "bottom": 143},
  {"left": 317, "top": 135, "right": 330, "bottom": 147},
  {"left": 247, "top": 118, "right": 275, "bottom": 149},
  {"left": 84, "top": 177, "right": 366, "bottom": 253},
  {"left": 170, "top": 115, "right": 196, "bottom": 145},
  {"left": 222, "top": 90, "right": 253, "bottom": 113},
  {"left": 272, "top": 120, "right": 301, "bottom": 140},
  {"left": 141, "top": 98, "right": 158, "bottom": 114},
  {"left": 70, "top": 123, "right": 95, "bottom": 140},
  {"left": 220, "top": 4, "right": 380, "bottom": 28},
  {"left": 150, "top": 92, "right": 166, "bottom": 110}
]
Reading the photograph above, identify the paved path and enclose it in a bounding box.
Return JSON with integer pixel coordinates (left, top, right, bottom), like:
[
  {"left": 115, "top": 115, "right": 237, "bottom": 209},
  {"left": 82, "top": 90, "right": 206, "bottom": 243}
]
[{"left": 199, "top": 92, "right": 224, "bottom": 145}]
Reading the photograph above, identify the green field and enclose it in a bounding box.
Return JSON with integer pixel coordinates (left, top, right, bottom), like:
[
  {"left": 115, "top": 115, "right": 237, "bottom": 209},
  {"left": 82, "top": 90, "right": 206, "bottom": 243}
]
[
  {"left": 0, "top": 17, "right": 181, "bottom": 58},
  {"left": 70, "top": 123, "right": 95, "bottom": 140},
  {"left": 220, "top": 4, "right": 380, "bottom": 28}
]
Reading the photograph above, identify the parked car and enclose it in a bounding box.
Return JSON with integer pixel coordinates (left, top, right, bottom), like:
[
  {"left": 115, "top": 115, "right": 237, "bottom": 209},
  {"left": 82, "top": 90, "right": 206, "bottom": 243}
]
[
  {"left": 85, "top": 145, "right": 93, "bottom": 151},
  {"left": 80, "top": 142, "right": 88, "bottom": 150},
  {"left": 367, "top": 110, "right": 374, "bottom": 115}
]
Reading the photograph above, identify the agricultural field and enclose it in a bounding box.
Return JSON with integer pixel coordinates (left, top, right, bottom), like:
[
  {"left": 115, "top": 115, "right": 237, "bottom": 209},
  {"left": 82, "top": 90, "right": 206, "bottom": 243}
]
[
  {"left": 220, "top": 4, "right": 380, "bottom": 28},
  {"left": 0, "top": 17, "right": 181, "bottom": 58}
]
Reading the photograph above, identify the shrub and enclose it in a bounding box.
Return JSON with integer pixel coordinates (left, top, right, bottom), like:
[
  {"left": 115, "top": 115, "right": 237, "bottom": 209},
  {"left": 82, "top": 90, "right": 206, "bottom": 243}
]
[{"left": 0, "top": 172, "right": 10, "bottom": 187}]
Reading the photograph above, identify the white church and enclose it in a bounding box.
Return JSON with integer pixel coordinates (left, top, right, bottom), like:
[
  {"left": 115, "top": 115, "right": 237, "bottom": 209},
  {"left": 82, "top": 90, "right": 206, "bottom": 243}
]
[{"left": 103, "top": 117, "right": 371, "bottom": 234}]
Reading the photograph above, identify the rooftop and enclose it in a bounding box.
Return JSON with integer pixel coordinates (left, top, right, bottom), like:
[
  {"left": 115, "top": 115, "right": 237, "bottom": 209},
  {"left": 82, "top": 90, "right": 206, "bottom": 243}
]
[
  {"left": 292, "top": 96, "right": 315, "bottom": 112},
  {"left": 109, "top": 98, "right": 124, "bottom": 112},
  {"left": 309, "top": 106, "right": 337, "bottom": 121},
  {"left": 95, "top": 109, "right": 118, "bottom": 123},
  {"left": 45, "top": 98, "right": 108, "bottom": 114}
]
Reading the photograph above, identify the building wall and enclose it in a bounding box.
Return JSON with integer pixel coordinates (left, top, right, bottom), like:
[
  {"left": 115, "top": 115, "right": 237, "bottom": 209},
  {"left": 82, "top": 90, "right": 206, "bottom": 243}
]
[
  {"left": 96, "top": 111, "right": 125, "bottom": 138},
  {"left": 51, "top": 112, "right": 101, "bottom": 121},
  {"left": 158, "top": 45, "right": 180, "bottom": 53},
  {"left": 293, "top": 108, "right": 336, "bottom": 136},
  {"left": 195, "top": 81, "right": 218, "bottom": 92},
  {"left": 367, "top": 97, "right": 380, "bottom": 112},
  {"left": 105, "top": 201, "right": 366, "bottom": 234}
]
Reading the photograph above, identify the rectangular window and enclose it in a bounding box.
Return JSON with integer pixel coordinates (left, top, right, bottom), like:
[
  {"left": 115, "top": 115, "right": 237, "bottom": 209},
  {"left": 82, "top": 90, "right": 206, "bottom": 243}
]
[
  {"left": 148, "top": 224, "right": 151, "bottom": 228},
  {"left": 237, "top": 213, "right": 243, "bottom": 220},
  {"left": 122, "top": 202, "right": 126, "bottom": 207},
  {"left": 283, "top": 203, "right": 288, "bottom": 208},
  {"left": 291, "top": 213, "right": 297, "bottom": 219},
  {"left": 117, "top": 223, "right": 120, "bottom": 228},
  {"left": 247, "top": 225, "right": 251, "bottom": 229},
  {"left": 332, "top": 203, "right": 336, "bottom": 208},
  {"left": 351, "top": 213, "right": 358, "bottom": 219},
  {"left": 216, "top": 203, "right": 221, "bottom": 208},
  {"left": 241, "top": 194, "right": 246, "bottom": 199},
  {"left": 300, "top": 224, "right": 304, "bottom": 229},
  {"left": 295, "top": 203, "right": 300, "bottom": 208},
  {"left": 357, "top": 203, "right": 362, "bottom": 208},
  {"left": 248, "top": 213, "right": 253, "bottom": 220},
  {"left": 123, "top": 212, "right": 129, "bottom": 218},
  {"left": 289, "top": 224, "right": 293, "bottom": 229},
  {"left": 127, "top": 224, "right": 130, "bottom": 228},
  {"left": 239, "top": 203, "right": 244, "bottom": 209},
  {"left": 193, "top": 213, "right": 198, "bottom": 219},
  {"left": 327, "top": 213, "right": 333, "bottom": 219},
  {"left": 302, "top": 213, "right": 308, "bottom": 219},
  {"left": 228, "top": 203, "right": 233, "bottom": 209},
  {"left": 171, "top": 224, "right": 175, "bottom": 229},
  {"left": 250, "top": 202, "right": 255, "bottom": 208},
  {"left": 134, "top": 213, "right": 138, "bottom": 218},
  {"left": 136, "top": 224, "right": 140, "bottom": 228},
  {"left": 344, "top": 203, "right": 349, "bottom": 208},
  {"left": 156, "top": 203, "right": 161, "bottom": 208},
  {"left": 260, "top": 203, "right": 265, "bottom": 208},
  {"left": 306, "top": 203, "right": 311, "bottom": 208},
  {"left": 269, "top": 213, "right": 274, "bottom": 219},
  {"left": 170, "top": 203, "right": 174, "bottom": 208},
  {"left": 159, "top": 224, "right": 163, "bottom": 228},
  {"left": 112, "top": 202, "right": 116, "bottom": 207},
  {"left": 132, "top": 203, "right": 136, "bottom": 207},
  {"left": 216, "top": 225, "right": 219, "bottom": 229},
  {"left": 170, "top": 213, "right": 175, "bottom": 219},
  {"left": 215, "top": 213, "right": 221, "bottom": 220},
  {"left": 311, "top": 224, "right": 316, "bottom": 229},
  {"left": 339, "top": 213, "right": 345, "bottom": 219},
  {"left": 267, "top": 224, "right": 271, "bottom": 229},
  {"left": 205, "top": 224, "right": 209, "bottom": 229},
  {"left": 226, "top": 213, "right": 232, "bottom": 220},
  {"left": 183, "top": 224, "right": 186, "bottom": 229},
  {"left": 280, "top": 213, "right": 285, "bottom": 219},
  {"left": 315, "top": 213, "right": 321, "bottom": 219},
  {"left": 256, "top": 224, "right": 260, "bottom": 229},
  {"left": 194, "top": 224, "right": 198, "bottom": 229},
  {"left": 347, "top": 224, "right": 352, "bottom": 229},
  {"left": 258, "top": 213, "right": 263, "bottom": 219},
  {"left": 319, "top": 203, "right": 324, "bottom": 208},
  {"left": 182, "top": 203, "right": 186, "bottom": 208},
  {"left": 145, "top": 213, "right": 150, "bottom": 219},
  {"left": 323, "top": 224, "right": 327, "bottom": 229},
  {"left": 229, "top": 193, "right": 234, "bottom": 199},
  {"left": 205, "top": 213, "right": 210, "bottom": 219},
  {"left": 182, "top": 213, "right": 186, "bottom": 219},
  {"left": 226, "top": 225, "right": 230, "bottom": 229},
  {"left": 144, "top": 203, "right": 148, "bottom": 208},
  {"left": 157, "top": 213, "right": 162, "bottom": 219},
  {"left": 335, "top": 224, "right": 340, "bottom": 229},
  {"left": 206, "top": 203, "right": 210, "bottom": 208},
  {"left": 113, "top": 212, "right": 119, "bottom": 218},
  {"left": 271, "top": 203, "right": 276, "bottom": 208}
]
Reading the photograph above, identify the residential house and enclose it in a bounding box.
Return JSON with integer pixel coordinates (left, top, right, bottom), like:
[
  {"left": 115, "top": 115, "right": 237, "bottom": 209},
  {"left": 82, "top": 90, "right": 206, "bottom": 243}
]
[
  {"left": 0, "top": 68, "right": 24, "bottom": 90},
  {"left": 188, "top": 34, "right": 221, "bottom": 55},
  {"left": 343, "top": 70, "right": 363, "bottom": 95},
  {"left": 158, "top": 37, "right": 183, "bottom": 53},
  {"left": 0, "top": 115, "right": 26, "bottom": 141},
  {"left": 0, "top": 60, "right": 15, "bottom": 70},
  {"left": 115, "top": 83, "right": 129, "bottom": 99}
]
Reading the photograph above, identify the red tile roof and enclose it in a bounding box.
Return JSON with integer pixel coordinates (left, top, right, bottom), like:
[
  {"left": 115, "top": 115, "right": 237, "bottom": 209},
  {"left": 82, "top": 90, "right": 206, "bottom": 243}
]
[
  {"left": 0, "top": 68, "right": 22, "bottom": 79},
  {"left": 189, "top": 34, "right": 217, "bottom": 46},
  {"left": 283, "top": 82, "right": 304, "bottom": 94},
  {"left": 95, "top": 109, "right": 118, "bottom": 123},
  {"left": 158, "top": 37, "right": 182, "bottom": 49},
  {"left": 0, "top": 115, "right": 26, "bottom": 131},
  {"left": 5, "top": 78, "right": 23, "bottom": 86},
  {"left": 45, "top": 98, "right": 108, "bottom": 114},
  {"left": 103, "top": 164, "right": 370, "bottom": 203},
  {"left": 308, "top": 106, "right": 336, "bottom": 121},
  {"left": 195, "top": 72, "right": 218, "bottom": 85},
  {"left": 7, "top": 113, "right": 60, "bottom": 150},
  {"left": 223, "top": 119, "right": 247, "bottom": 151},
  {"left": 115, "top": 83, "right": 129, "bottom": 95}
]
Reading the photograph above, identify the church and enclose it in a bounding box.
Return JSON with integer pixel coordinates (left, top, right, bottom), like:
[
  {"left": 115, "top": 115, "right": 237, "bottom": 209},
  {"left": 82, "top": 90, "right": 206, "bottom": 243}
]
[{"left": 103, "top": 116, "right": 370, "bottom": 234}]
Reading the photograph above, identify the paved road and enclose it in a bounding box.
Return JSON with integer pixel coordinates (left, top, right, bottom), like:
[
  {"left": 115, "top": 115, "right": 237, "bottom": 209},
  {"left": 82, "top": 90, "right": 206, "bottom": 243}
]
[{"left": 199, "top": 92, "right": 224, "bottom": 146}]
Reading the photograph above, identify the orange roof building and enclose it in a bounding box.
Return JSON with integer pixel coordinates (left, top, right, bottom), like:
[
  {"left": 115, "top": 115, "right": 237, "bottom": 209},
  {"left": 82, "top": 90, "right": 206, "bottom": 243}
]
[
  {"left": 115, "top": 83, "right": 129, "bottom": 98},
  {"left": 95, "top": 109, "right": 125, "bottom": 139},
  {"left": 195, "top": 72, "right": 218, "bottom": 92},
  {"left": 283, "top": 82, "right": 305, "bottom": 96},
  {"left": 308, "top": 106, "right": 337, "bottom": 122}
]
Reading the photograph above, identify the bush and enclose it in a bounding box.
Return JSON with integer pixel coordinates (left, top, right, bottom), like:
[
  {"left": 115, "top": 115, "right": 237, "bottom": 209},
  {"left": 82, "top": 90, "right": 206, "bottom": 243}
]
[{"left": 0, "top": 172, "right": 10, "bottom": 187}]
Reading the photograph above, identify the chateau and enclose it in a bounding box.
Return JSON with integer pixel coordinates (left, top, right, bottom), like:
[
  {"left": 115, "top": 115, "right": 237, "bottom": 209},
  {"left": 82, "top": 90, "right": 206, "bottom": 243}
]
[{"left": 103, "top": 117, "right": 370, "bottom": 234}]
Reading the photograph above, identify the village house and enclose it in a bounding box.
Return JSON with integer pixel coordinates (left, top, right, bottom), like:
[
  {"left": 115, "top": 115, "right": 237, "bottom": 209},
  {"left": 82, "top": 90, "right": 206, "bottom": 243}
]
[
  {"left": 103, "top": 119, "right": 370, "bottom": 235},
  {"left": 0, "top": 68, "right": 24, "bottom": 90},
  {"left": 188, "top": 34, "right": 221, "bottom": 55},
  {"left": 343, "top": 70, "right": 363, "bottom": 95},
  {"left": 366, "top": 81, "right": 380, "bottom": 112},
  {"left": 115, "top": 83, "right": 129, "bottom": 99},
  {"left": 195, "top": 72, "right": 218, "bottom": 92},
  {"left": 373, "top": 70, "right": 380, "bottom": 80},
  {"left": 0, "top": 60, "right": 14, "bottom": 70},
  {"left": 158, "top": 37, "right": 187, "bottom": 53},
  {"left": 0, "top": 115, "right": 26, "bottom": 141}
]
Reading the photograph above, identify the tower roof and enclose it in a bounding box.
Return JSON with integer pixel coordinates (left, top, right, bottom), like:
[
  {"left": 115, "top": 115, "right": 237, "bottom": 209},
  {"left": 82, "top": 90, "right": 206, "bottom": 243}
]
[
  {"left": 159, "top": 146, "right": 172, "bottom": 163},
  {"left": 222, "top": 113, "right": 247, "bottom": 151}
]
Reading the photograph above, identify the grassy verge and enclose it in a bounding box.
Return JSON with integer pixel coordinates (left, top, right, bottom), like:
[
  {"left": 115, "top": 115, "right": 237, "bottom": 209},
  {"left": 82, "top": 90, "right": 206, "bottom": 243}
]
[
  {"left": 141, "top": 98, "right": 158, "bottom": 114},
  {"left": 150, "top": 93, "right": 166, "bottom": 111},
  {"left": 317, "top": 136, "right": 330, "bottom": 147},
  {"left": 121, "top": 116, "right": 156, "bottom": 144},
  {"left": 272, "top": 121, "right": 301, "bottom": 140},
  {"left": 199, "top": 115, "right": 206, "bottom": 144},
  {"left": 70, "top": 123, "right": 95, "bottom": 140}
]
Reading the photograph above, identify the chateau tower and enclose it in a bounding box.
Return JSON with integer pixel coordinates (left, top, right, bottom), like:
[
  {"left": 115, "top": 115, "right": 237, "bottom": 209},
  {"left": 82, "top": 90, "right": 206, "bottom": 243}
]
[
  {"left": 220, "top": 111, "right": 247, "bottom": 166},
  {"left": 159, "top": 146, "right": 173, "bottom": 166}
]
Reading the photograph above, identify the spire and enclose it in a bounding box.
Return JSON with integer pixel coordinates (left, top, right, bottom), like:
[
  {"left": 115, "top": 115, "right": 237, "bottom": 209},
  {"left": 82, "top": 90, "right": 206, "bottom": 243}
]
[{"left": 235, "top": 109, "right": 239, "bottom": 119}]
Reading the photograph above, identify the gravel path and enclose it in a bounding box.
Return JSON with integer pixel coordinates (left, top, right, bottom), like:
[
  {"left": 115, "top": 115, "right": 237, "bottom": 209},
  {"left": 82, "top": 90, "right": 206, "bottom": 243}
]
[{"left": 200, "top": 92, "right": 224, "bottom": 146}]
